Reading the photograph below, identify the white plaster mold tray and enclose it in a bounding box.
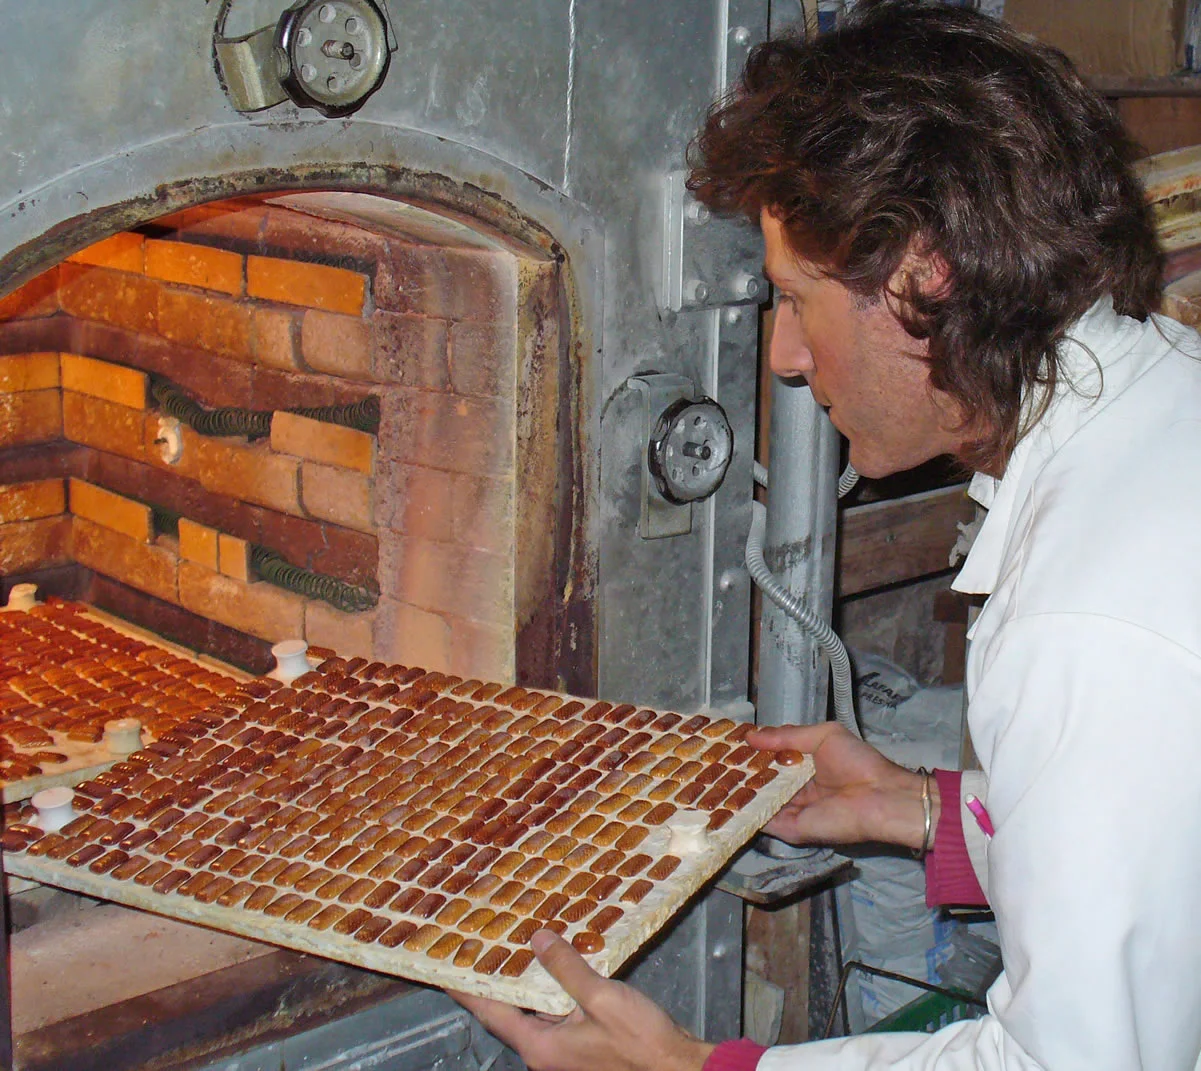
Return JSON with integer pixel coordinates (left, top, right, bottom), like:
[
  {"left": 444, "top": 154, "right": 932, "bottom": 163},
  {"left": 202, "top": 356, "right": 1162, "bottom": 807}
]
[{"left": 3, "top": 657, "right": 812, "bottom": 1014}]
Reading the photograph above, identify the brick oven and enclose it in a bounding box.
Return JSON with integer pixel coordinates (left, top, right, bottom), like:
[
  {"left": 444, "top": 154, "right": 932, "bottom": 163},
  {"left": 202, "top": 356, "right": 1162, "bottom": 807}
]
[
  {"left": 0, "top": 2, "right": 786, "bottom": 1068},
  {"left": 1, "top": 192, "right": 575, "bottom": 690}
]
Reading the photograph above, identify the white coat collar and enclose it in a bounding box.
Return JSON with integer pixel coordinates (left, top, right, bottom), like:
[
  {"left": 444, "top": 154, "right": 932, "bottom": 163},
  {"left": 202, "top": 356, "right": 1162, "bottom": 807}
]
[{"left": 952, "top": 297, "right": 1157, "bottom": 595}]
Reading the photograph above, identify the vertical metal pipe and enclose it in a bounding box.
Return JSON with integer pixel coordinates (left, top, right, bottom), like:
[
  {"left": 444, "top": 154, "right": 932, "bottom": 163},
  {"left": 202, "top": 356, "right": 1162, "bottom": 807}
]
[
  {"left": 755, "top": 376, "right": 845, "bottom": 1040},
  {"left": 756, "top": 376, "right": 840, "bottom": 728}
]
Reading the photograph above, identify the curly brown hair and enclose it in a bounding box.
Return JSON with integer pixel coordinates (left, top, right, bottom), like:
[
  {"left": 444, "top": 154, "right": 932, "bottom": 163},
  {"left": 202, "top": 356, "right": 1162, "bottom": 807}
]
[{"left": 688, "top": 0, "right": 1163, "bottom": 471}]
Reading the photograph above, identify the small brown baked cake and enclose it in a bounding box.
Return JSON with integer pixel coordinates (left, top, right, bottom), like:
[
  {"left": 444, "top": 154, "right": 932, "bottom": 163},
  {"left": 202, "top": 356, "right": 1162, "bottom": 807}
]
[{"left": 0, "top": 600, "right": 240, "bottom": 795}]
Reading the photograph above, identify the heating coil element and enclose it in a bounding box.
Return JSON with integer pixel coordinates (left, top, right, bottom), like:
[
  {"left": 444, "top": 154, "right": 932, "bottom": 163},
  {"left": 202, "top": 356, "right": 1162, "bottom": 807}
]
[
  {"left": 151, "top": 380, "right": 381, "bottom": 438},
  {"left": 251, "top": 547, "right": 379, "bottom": 614},
  {"left": 150, "top": 509, "right": 378, "bottom": 614}
]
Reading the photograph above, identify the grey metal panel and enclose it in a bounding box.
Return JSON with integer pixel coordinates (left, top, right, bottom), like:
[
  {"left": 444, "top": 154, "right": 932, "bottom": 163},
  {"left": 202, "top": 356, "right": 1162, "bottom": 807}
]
[
  {"left": 579, "top": 1, "right": 724, "bottom": 708},
  {"left": 700, "top": 890, "right": 746, "bottom": 1040},
  {"left": 0, "top": 0, "right": 570, "bottom": 215},
  {"left": 708, "top": 306, "right": 758, "bottom": 714},
  {"left": 577, "top": 0, "right": 767, "bottom": 710},
  {"left": 624, "top": 888, "right": 744, "bottom": 1043},
  {"left": 191, "top": 991, "right": 479, "bottom": 1070},
  {"left": 368, "top": 0, "right": 571, "bottom": 179}
]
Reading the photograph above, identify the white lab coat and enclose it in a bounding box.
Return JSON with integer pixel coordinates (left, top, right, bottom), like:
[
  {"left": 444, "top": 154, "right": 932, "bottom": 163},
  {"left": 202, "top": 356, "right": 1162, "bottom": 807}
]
[{"left": 762, "top": 300, "right": 1201, "bottom": 1070}]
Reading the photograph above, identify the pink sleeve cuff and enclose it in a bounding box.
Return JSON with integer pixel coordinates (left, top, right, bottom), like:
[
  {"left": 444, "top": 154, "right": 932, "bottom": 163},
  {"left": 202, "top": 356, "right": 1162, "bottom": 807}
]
[
  {"left": 925, "top": 769, "right": 988, "bottom": 907},
  {"left": 703, "top": 1038, "right": 768, "bottom": 1071}
]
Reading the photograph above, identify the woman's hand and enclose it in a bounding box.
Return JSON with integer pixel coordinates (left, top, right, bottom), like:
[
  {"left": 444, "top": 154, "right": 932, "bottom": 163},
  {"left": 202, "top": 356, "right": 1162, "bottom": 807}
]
[
  {"left": 451, "top": 929, "right": 714, "bottom": 1071},
  {"left": 747, "top": 722, "right": 937, "bottom": 852}
]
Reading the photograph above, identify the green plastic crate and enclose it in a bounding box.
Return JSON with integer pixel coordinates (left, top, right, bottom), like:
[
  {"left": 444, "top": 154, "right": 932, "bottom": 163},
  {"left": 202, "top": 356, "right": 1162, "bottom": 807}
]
[{"left": 867, "top": 991, "right": 985, "bottom": 1034}]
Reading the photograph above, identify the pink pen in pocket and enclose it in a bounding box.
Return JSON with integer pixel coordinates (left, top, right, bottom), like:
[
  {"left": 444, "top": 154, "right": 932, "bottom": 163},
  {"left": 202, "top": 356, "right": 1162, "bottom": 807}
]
[{"left": 964, "top": 794, "right": 995, "bottom": 839}]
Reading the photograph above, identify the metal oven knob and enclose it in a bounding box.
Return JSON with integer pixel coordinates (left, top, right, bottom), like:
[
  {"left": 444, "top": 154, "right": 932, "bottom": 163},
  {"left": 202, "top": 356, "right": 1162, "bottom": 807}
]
[
  {"left": 277, "top": 0, "right": 390, "bottom": 117},
  {"left": 647, "top": 397, "right": 733, "bottom": 505},
  {"left": 214, "top": 0, "right": 393, "bottom": 117}
]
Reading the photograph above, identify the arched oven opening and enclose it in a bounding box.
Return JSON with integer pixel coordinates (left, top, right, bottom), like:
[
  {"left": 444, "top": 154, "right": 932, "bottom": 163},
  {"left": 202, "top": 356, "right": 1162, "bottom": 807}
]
[
  {"left": 0, "top": 185, "right": 599, "bottom": 1069},
  {"left": 1, "top": 187, "right": 591, "bottom": 695}
]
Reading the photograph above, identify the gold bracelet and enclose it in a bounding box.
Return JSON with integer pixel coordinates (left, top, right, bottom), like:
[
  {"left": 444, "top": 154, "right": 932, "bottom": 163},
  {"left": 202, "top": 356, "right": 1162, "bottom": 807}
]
[{"left": 914, "top": 767, "right": 933, "bottom": 860}]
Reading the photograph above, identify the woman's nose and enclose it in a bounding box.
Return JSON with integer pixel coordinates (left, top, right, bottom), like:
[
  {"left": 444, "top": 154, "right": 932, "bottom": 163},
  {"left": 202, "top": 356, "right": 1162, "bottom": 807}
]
[{"left": 768, "top": 304, "right": 814, "bottom": 379}]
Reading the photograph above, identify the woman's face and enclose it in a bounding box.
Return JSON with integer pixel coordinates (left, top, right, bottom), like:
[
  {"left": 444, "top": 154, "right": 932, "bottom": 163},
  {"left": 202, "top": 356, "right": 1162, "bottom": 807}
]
[{"left": 762, "top": 210, "right": 972, "bottom": 478}]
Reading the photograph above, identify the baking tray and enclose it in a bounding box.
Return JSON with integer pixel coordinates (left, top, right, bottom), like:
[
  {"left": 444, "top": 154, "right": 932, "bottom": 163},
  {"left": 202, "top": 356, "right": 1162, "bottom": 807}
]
[{"left": 3, "top": 656, "right": 812, "bottom": 1013}]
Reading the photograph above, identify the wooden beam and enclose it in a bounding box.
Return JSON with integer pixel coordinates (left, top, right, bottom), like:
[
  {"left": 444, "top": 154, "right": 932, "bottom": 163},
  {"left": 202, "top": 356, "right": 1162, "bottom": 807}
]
[
  {"left": 1088, "top": 74, "right": 1201, "bottom": 98},
  {"left": 746, "top": 900, "right": 811, "bottom": 1044},
  {"left": 837, "top": 483, "right": 975, "bottom": 597},
  {"left": 1118, "top": 96, "right": 1201, "bottom": 157}
]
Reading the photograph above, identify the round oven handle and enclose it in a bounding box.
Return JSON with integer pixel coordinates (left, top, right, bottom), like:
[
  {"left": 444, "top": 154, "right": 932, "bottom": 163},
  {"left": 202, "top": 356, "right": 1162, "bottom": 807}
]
[
  {"left": 214, "top": 0, "right": 395, "bottom": 118},
  {"left": 647, "top": 396, "right": 734, "bottom": 506}
]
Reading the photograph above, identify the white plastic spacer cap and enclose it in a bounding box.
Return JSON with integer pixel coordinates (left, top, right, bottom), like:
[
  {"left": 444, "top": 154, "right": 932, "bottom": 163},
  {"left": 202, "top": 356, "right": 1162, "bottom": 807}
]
[
  {"left": 32, "top": 786, "right": 75, "bottom": 832},
  {"left": 666, "top": 809, "right": 710, "bottom": 855},
  {"left": 104, "top": 717, "right": 143, "bottom": 756},
  {"left": 5, "top": 583, "right": 38, "bottom": 611},
  {"left": 271, "top": 639, "right": 311, "bottom": 684}
]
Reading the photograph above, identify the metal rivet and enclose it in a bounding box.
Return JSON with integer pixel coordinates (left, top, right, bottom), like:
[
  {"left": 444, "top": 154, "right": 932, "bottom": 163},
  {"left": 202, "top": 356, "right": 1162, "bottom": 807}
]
[
  {"left": 685, "top": 279, "right": 709, "bottom": 304},
  {"left": 730, "top": 25, "right": 751, "bottom": 46},
  {"left": 732, "top": 272, "right": 761, "bottom": 299},
  {"left": 685, "top": 201, "right": 711, "bottom": 225}
]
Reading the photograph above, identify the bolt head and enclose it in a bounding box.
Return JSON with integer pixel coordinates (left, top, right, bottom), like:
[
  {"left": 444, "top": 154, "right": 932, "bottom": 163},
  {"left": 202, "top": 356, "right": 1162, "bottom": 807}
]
[{"left": 730, "top": 272, "right": 762, "bottom": 300}]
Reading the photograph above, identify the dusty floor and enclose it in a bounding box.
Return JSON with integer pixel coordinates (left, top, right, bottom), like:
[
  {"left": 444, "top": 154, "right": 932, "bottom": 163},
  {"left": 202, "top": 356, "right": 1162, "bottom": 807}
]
[{"left": 10, "top": 897, "right": 273, "bottom": 1033}]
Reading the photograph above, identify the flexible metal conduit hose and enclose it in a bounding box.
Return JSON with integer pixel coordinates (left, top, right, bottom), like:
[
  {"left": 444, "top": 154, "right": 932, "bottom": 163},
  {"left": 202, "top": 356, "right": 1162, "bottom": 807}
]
[
  {"left": 251, "top": 546, "right": 379, "bottom": 614},
  {"left": 747, "top": 461, "right": 862, "bottom": 737},
  {"left": 152, "top": 380, "right": 381, "bottom": 437},
  {"left": 836, "top": 462, "right": 860, "bottom": 500},
  {"left": 153, "top": 379, "right": 273, "bottom": 438},
  {"left": 149, "top": 506, "right": 378, "bottom": 615},
  {"left": 753, "top": 460, "right": 860, "bottom": 498}
]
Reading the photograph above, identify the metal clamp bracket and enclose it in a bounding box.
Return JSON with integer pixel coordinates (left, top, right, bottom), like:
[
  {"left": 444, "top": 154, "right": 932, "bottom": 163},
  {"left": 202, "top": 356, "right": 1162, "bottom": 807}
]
[{"left": 659, "top": 170, "right": 766, "bottom": 313}]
